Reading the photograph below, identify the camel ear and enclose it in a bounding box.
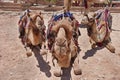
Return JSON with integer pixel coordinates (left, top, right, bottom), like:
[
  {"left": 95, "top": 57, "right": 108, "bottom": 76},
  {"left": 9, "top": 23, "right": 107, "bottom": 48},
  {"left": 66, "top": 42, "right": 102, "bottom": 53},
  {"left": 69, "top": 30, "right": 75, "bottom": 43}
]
[
  {"left": 39, "top": 11, "right": 41, "bottom": 15},
  {"left": 93, "top": 13, "right": 97, "bottom": 18}
]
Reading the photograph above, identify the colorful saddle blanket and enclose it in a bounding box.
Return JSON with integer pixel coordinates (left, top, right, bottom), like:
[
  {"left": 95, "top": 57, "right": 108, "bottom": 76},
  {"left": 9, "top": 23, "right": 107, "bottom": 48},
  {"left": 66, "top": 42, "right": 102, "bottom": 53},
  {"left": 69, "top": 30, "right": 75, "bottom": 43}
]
[
  {"left": 95, "top": 7, "right": 112, "bottom": 31},
  {"left": 52, "top": 12, "right": 74, "bottom": 21}
]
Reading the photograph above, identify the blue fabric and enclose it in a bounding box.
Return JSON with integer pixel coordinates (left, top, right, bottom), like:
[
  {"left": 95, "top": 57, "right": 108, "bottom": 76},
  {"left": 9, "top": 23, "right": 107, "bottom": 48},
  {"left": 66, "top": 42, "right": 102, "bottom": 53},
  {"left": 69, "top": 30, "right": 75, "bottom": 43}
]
[
  {"left": 19, "top": 9, "right": 31, "bottom": 20},
  {"left": 52, "top": 12, "right": 73, "bottom": 21},
  {"left": 20, "top": 15, "right": 24, "bottom": 20}
]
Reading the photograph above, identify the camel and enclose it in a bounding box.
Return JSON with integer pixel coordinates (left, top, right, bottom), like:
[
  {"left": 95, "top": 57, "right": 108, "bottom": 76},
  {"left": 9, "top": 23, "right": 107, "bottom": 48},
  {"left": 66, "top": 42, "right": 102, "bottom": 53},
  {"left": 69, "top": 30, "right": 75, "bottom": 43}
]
[
  {"left": 51, "top": 19, "right": 81, "bottom": 77},
  {"left": 25, "top": 12, "right": 45, "bottom": 45},
  {"left": 64, "top": 0, "right": 111, "bottom": 13},
  {"left": 18, "top": 11, "right": 46, "bottom": 56},
  {"left": 81, "top": 7, "right": 115, "bottom": 53}
]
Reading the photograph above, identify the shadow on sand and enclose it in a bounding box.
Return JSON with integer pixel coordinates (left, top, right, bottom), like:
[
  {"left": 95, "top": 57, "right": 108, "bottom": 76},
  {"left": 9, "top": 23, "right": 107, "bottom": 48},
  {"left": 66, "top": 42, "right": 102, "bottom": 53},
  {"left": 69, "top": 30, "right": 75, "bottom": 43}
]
[
  {"left": 60, "top": 55, "right": 81, "bottom": 80},
  {"left": 112, "top": 29, "right": 120, "bottom": 32},
  {"left": 32, "top": 47, "right": 51, "bottom": 77},
  {"left": 83, "top": 47, "right": 104, "bottom": 59},
  {"left": 61, "top": 67, "right": 72, "bottom": 80}
]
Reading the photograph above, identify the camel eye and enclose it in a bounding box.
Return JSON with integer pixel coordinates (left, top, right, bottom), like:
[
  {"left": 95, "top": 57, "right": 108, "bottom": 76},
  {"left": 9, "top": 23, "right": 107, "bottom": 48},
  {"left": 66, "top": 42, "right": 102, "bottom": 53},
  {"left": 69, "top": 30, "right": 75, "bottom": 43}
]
[{"left": 89, "top": 18, "right": 94, "bottom": 22}]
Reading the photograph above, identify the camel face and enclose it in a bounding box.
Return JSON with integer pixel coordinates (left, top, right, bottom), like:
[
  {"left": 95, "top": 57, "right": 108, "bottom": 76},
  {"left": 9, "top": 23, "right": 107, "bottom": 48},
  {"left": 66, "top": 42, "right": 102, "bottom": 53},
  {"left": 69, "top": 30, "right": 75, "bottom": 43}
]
[
  {"left": 54, "top": 37, "right": 68, "bottom": 56},
  {"left": 54, "top": 37, "right": 70, "bottom": 68},
  {"left": 81, "top": 13, "right": 95, "bottom": 25},
  {"left": 52, "top": 27, "right": 71, "bottom": 68}
]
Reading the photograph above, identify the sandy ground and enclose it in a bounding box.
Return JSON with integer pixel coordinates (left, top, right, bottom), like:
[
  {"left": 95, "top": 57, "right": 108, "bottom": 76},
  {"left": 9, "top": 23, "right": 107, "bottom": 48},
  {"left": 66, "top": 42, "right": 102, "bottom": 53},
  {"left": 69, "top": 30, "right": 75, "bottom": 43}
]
[{"left": 0, "top": 10, "right": 120, "bottom": 80}]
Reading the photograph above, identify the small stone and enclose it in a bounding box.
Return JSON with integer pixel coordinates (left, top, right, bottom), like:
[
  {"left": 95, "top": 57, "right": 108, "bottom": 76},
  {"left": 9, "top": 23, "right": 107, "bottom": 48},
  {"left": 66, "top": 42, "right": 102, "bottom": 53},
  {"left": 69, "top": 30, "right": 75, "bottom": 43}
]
[
  {"left": 26, "top": 52, "right": 32, "bottom": 57},
  {"left": 10, "top": 72, "right": 13, "bottom": 76},
  {"left": 12, "top": 58, "right": 15, "bottom": 60}
]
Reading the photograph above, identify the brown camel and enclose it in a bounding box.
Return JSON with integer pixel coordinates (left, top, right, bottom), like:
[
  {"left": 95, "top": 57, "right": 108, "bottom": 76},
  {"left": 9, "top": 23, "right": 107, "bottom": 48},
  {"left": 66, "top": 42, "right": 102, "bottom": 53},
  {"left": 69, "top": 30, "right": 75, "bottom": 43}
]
[
  {"left": 18, "top": 11, "right": 46, "bottom": 57},
  {"left": 81, "top": 8, "right": 115, "bottom": 53},
  {"left": 51, "top": 19, "right": 81, "bottom": 77}
]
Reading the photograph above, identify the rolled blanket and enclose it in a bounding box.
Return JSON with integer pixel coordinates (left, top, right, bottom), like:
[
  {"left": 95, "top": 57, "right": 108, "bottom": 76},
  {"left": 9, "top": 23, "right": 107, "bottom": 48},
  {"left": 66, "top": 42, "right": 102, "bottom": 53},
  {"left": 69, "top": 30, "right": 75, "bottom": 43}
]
[{"left": 52, "top": 12, "right": 74, "bottom": 21}]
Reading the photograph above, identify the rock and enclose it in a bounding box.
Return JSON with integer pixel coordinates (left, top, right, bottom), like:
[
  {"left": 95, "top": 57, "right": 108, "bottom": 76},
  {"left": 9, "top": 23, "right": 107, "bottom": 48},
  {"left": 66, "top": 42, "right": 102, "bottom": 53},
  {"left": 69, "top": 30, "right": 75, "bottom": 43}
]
[
  {"left": 74, "top": 68, "right": 82, "bottom": 75},
  {"left": 10, "top": 72, "right": 13, "bottom": 76},
  {"left": 26, "top": 52, "right": 32, "bottom": 57},
  {"left": 54, "top": 70, "right": 62, "bottom": 77}
]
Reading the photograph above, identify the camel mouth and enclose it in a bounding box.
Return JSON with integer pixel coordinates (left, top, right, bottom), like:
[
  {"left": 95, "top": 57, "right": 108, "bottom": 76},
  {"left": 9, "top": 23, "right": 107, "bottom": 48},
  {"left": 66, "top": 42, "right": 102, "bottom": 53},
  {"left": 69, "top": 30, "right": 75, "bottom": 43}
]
[{"left": 57, "top": 55, "right": 71, "bottom": 68}]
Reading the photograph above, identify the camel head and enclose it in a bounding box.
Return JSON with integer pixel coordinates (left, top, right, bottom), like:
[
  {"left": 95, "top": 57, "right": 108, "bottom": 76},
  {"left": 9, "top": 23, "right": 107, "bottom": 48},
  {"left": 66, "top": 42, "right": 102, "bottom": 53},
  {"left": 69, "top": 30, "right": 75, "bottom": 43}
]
[
  {"left": 81, "top": 13, "right": 96, "bottom": 27},
  {"left": 53, "top": 35, "right": 71, "bottom": 68},
  {"left": 28, "top": 11, "right": 44, "bottom": 28},
  {"left": 54, "top": 27, "right": 69, "bottom": 55},
  {"left": 52, "top": 27, "right": 71, "bottom": 68}
]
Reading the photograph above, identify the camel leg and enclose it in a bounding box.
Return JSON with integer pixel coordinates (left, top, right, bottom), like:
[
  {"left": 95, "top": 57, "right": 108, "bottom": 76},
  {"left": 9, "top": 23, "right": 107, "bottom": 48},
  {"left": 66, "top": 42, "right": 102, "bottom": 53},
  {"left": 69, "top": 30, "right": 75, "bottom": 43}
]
[
  {"left": 105, "top": 42, "right": 115, "bottom": 53},
  {"left": 24, "top": 36, "right": 32, "bottom": 57},
  {"left": 53, "top": 59, "right": 62, "bottom": 77},
  {"left": 73, "top": 55, "right": 82, "bottom": 75},
  {"left": 64, "top": 0, "right": 72, "bottom": 12},
  {"left": 25, "top": 44, "right": 32, "bottom": 57},
  {"left": 89, "top": 37, "right": 96, "bottom": 49}
]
